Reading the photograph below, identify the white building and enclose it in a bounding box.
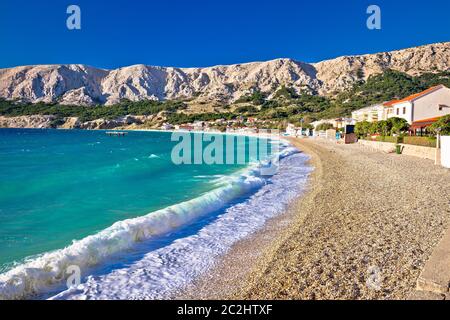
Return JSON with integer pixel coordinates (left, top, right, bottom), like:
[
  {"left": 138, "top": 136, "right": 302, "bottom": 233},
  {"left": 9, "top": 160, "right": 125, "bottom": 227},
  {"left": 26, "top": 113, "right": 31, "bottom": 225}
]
[
  {"left": 311, "top": 118, "right": 356, "bottom": 129},
  {"left": 387, "top": 85, "right": 450, "bottom": 124},
  {"left": 285, "top": 123, "right": 296, "bottom": 136},
  {"left": 351, "top": 104, "right": 387, "bottom": 123}
]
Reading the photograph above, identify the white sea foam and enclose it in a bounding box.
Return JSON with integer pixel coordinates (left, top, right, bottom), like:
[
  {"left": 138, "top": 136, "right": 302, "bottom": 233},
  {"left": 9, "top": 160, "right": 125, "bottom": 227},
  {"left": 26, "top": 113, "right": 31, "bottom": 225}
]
[{"left": 0, "top": 143, "right": 311, "bottom": 300}]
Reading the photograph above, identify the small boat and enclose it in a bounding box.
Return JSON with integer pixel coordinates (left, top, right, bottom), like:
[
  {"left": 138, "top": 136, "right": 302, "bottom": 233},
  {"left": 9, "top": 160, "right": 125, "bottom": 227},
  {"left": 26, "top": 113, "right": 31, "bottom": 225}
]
[{"left": 105, "top": 131, "right": 128, "bottom": 137}]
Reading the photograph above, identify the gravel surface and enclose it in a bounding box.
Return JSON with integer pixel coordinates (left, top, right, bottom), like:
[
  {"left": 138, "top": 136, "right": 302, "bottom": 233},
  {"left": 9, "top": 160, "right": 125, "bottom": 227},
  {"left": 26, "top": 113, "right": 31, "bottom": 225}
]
[
  {"left": 239, "top": 138, "right": 450, "bottom": 300},
  {"left": 179, "top": 138, "right": 450, "bottom": 300}
]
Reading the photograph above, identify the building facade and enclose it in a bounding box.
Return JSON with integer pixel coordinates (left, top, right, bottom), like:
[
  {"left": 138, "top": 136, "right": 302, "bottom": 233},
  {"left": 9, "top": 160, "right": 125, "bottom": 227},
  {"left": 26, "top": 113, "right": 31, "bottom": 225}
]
[
  {"left": 351, "top": 104, "right": 387, "bottom": 123},
  {"left": 387, "top": 85, "right": 450, "bottom": 124}
]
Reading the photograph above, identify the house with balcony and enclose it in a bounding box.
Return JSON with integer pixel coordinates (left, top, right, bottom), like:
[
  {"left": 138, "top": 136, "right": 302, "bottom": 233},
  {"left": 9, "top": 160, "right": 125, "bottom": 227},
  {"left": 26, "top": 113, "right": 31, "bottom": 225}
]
[
  {"left": 387, "top": 85, "right": 450, "bottom": 133},
  {"left": 351, "top": 104, "right": 387, "bottom": 123}
]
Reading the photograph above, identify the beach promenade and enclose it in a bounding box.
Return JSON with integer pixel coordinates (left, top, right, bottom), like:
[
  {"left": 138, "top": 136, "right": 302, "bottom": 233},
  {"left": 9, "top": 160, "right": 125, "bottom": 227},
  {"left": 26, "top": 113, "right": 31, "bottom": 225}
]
[{"left": 181, "top": 137, "right": 450, "bottom": 300}]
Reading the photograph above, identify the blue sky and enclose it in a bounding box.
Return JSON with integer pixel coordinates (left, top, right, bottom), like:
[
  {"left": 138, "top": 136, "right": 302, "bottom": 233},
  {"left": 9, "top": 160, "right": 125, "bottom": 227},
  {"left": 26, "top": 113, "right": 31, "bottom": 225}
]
[{"left": 0, "top": 0, "right": 449, "bottom": 69}]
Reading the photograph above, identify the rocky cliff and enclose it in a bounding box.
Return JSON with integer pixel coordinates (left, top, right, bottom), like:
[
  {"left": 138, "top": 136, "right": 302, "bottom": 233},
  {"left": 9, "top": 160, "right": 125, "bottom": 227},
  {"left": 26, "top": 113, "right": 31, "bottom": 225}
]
[{"left": 0, "top": 42, "right": 449, "bottom": 106}]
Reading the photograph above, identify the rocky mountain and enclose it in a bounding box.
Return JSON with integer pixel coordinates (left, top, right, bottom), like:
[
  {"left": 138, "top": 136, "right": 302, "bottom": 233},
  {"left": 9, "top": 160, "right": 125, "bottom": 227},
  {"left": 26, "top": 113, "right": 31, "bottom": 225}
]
[{"left": 0, "top": 42, "right": 449, "bottom": 106}]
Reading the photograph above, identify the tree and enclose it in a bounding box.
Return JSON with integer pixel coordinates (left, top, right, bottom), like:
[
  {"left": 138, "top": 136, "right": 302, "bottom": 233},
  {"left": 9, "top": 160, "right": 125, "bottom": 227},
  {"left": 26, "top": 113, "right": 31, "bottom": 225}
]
[
  {"left": 377, "top": 120, "right": 391, "bottom": 136},
  {"left": 355, "top": 121, "right": 371, "bottom": 138},
  {"left": 369, "top": 122, "right": 379, "bottom": 135},
  {"left": 388, "top": 117, "right": 409, "bottom": 135},
  {"left": 429, "top": 115, "right": 450, "bottom": 135}
]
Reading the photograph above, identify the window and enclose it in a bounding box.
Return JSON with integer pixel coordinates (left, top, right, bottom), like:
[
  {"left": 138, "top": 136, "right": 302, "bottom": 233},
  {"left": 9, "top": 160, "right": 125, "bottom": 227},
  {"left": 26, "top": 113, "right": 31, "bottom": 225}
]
[
  {"left": 396, "top": 108, "right": 399, "bottom": 115},
  {"left": 403, "top": 107, "right": 406, "bottom": 114}
]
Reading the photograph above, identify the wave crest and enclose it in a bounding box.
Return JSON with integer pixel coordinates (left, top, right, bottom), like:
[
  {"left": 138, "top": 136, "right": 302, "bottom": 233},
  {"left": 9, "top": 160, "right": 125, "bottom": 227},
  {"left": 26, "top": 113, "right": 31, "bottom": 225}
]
[{"left": 0, "top": 153, "right": 296, "bottom": 300}]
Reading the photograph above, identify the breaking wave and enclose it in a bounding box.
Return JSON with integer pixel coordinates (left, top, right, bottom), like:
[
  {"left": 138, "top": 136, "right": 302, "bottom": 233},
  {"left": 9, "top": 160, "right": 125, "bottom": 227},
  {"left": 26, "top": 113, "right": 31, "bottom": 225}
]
[{"left": 0, "top": 143, "right": 304, "bottom": 300}]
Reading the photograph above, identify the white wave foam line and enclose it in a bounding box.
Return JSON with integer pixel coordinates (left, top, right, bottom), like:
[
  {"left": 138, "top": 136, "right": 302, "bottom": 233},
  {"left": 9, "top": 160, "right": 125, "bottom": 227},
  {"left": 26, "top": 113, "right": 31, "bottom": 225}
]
[
  {"left": 0, "top": 145, "right": 297, "bottom": 300},
  {"left": 52, "top": 150, "right": 312, "bottom": 300}
]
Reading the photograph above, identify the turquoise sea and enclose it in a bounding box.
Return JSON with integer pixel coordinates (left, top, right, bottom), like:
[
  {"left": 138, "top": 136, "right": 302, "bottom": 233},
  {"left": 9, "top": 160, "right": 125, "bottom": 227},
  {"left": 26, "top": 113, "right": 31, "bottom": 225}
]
[{"left": 0, "top": 128, "right": 311, "bottom": 300}]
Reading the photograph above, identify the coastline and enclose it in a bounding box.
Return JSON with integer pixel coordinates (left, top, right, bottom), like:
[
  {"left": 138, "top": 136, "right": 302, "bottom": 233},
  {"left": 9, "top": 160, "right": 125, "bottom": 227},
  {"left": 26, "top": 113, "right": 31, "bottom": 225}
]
[
  {"left": 177, "top": 138, "right": 450, "bottom": 300},
  {"left": 0, "top": 129, "right": 307, "bottom": 299},
  {"left": 175, "top": 138, "right": 320, "bottom": 299},
  {"left": 3, "top": 130, "right": 449, "bottom": 300}
]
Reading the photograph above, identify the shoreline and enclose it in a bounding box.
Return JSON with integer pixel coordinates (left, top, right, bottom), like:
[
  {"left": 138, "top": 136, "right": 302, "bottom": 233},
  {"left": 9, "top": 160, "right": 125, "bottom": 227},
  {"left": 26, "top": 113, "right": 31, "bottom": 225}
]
[
  {"left": 177, "top": 138, "right": 450, "bottom": 300},
  {"left": 3, "top": 132, "right": 449, "bottom": 299},
  {"left": 0, "top": 130, "right": 304, "bottom": 300},
  {"left": 175, "top": 138, "right": 320, "bottom": 299},
  {"left": 0, "top": 127, "right": 288, "bottom": 142}
]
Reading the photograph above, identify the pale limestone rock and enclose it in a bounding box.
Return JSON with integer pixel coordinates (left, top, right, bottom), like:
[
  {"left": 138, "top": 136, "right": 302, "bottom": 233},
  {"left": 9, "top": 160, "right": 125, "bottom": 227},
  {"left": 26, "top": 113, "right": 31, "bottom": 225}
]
[
  {"left": 313, "top": 42, "right": 450, "bottom": 95},
  {"left": 60, "top": 117, "right": 81, "bottom": 129},
  {"left": 0, "top": 42, "right": 449, "bottom": 105},
  {"left": 0, "top": 115, "right": 56, "bottom": 128}
]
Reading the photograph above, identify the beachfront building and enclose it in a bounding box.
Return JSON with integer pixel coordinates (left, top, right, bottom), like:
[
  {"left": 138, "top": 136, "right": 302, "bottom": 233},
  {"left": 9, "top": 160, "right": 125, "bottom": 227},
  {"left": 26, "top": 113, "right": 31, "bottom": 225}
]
[
  {"left": 286, "top": 123, "right": 297, "bottom": 136},
  {"left": 387, "top": 85, "right": 450, "bottom": 125},
  {"left": 335, "top": 118, "right": 356, "bottom": 128},
  {"left": 351, "top": 99, "right": 401, "bottom": 123},
  {"left": 311, "top": 118, "right": 356, "bottom": 130},
  {"left": 381, "top": 99, "right": 400, "bottom": 119},
  {"left": 351, "top": 104, "right": 387, "bottom": 123}
]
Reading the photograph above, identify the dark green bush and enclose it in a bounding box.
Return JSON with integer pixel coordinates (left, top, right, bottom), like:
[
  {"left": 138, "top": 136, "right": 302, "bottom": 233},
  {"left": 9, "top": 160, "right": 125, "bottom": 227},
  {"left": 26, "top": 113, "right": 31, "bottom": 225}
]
[
  {"left": 403, "top": 136, "right": 437, "bottom": 147},
  {"left": 375, "top": 136, "right": 402, "bottom": 144}
]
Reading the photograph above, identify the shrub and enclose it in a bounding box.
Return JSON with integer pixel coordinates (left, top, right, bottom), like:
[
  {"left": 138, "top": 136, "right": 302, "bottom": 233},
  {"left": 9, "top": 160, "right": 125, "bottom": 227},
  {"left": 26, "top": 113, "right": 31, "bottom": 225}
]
[
  {"left": 403, "top": 136, "right": 437, "bottom": 147},
  {"left": 376, "top": 136, "right": 402, "bottom": 144},
  {"left": 429, "top": 115, "right": 450, "bottom": 135},
  {"left": 235, "top": 91, "right": 266, "bottom": 105},
  {"left": 355, "top": 121, "right": 371, "bottom": 137},
  {"left": 234, "top": 105, "right": 258, "bottom": 114},
  {"left": 387, "top": 117, "right": 410, "bottom": 135}
]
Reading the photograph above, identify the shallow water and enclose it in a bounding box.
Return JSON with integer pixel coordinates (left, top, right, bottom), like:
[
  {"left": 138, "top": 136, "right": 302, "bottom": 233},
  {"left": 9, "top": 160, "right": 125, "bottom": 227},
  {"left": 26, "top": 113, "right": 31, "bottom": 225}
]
[
  {"left": 0, "top": 129, "right": 254, "bottom": 269},
  {"left": 0, "top": 129, "right": 311, "bottom": 299}
]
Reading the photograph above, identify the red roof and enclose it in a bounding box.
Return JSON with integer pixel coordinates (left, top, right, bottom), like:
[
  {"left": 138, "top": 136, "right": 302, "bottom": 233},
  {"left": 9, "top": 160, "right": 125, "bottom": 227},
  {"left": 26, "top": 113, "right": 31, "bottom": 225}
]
[
  {"left": 412, "top": 116, "right": 442, "bottom": 124},
  {"left": 383, "top": 99, "right": 401, "bottom": 107},
  {"left": 410, "top": 116, "right": 442, "bottom": 129},
  {"left": 394, "top": 85, "right": 445, "bottom": 104}
]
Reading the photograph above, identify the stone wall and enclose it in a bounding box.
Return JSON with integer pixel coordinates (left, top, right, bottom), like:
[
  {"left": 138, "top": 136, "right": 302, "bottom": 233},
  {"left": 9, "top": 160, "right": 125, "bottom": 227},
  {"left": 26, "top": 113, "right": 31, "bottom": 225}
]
[
  {"left": 400, "top": 143, "right": 436, "bottom": 161},
  {"left": 357, "top": 139, "right": 397, "bottom": 153},
  {"left": 357, "top": 139, "right": 437, "bottom": 161}
]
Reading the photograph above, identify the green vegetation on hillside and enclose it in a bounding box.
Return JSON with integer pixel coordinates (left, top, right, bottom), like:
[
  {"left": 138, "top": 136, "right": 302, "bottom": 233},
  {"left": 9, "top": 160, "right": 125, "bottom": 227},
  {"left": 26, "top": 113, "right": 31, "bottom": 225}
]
[
  {"left": 166, "top": 112, "right": 237, "bottom": 124},
  {"left": 234, "top": 90, "right": 267, "bottom": 105},
  {"left": 303, "top": 70, "right": 449, "bottom": 122},
  {"left": 1, "top": 69, "right": 449, "bottom": 127},
  {"left": 234, "top": 70, "right": 450, "bottom": 124},
  {"left": 0, "top": 99, "right": 187, "bottom": 122}
]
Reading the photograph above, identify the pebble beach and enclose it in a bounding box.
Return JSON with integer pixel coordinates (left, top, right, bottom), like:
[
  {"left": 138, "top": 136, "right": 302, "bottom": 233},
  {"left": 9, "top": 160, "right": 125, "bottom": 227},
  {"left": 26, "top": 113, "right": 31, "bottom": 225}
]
[{"left": 179, "top": 138, "right": 450, "bottom": 300}]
